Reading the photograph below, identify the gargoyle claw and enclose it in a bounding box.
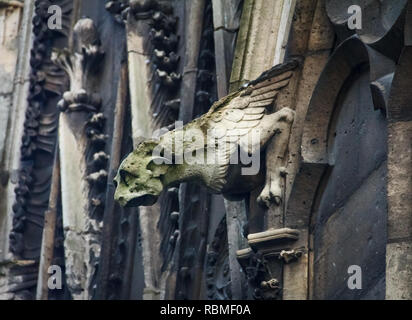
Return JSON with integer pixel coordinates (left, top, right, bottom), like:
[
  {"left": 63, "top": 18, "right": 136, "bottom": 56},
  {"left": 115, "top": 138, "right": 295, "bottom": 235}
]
[{"left": 257, "top": 183, "right": 283, "bottom": 208}]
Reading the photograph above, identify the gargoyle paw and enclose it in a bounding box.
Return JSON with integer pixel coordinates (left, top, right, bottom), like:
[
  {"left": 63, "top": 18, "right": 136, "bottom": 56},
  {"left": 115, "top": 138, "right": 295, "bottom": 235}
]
[{"left": 257, "top": 183, "right": 282, "bottom": 208}]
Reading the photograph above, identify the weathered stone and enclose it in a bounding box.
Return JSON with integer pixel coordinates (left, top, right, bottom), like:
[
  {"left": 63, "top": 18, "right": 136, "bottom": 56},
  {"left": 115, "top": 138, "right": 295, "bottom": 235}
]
[
  {"left": 0, "top": 0, "right": 30, "bottom": 264},
  {"left": 312, "top": 163, "right": 387, "bottom": 300},
  {"left": 386, "top": 241, "right": 412, "bottom": 300},
  {"left": 114, "top": 61, "right": 299, "bottom": 208},
  {"left": 126, "top": 15, "right": 155, "bottom": 143},
  {"left": 0, "top": 5, "right": 21, "bottom": 94},
  {"left": 212, "top": 0, "right": 243, "bottom": 97},
  {"left": 307, "top": 0, "right": 334, "bottom": 52},
  {"left": 385, "top": 120, "right": 412, "bottom": 300},
  {"left": 230, "top": 0, "right": 295, "bottom": 89},
  {"left": 54, "top": 18, "right": 106, "bottom": 300},
  {"left": 283, "top": 228, "right": 308, "bottom": 300},
  {"left": 0, "top": 5, "right": 21, "bottom": 165},
  {"left": 387, "top": 121, "right": 412, "bottom": 241}
]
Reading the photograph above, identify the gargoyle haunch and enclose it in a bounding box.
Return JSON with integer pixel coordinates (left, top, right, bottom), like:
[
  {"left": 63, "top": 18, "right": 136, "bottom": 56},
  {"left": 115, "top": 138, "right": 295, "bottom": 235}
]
[{"left": 114, "top": 59, "right": 299, "bottom": 208}]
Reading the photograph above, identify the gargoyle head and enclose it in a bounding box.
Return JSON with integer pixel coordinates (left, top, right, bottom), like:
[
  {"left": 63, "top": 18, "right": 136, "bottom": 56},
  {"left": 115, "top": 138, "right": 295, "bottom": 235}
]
[{"left": 114, "top": 140, "right": 168, "bottom": 207}]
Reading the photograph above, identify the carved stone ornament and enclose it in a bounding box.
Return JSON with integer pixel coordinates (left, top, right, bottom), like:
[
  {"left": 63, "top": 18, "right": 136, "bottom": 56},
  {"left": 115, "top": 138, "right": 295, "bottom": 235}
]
[
  {"left": 105, "top": 0, "right": 130, "bottom": 24},
  {"left": 237, "top": 228, "right": 303, "bottom": 300},
  {"left": 205, "top": 217, "right": 232, "bottom": 300},
  {"left": 52, "top": 18, "right": 104, "bottom": 113},
  {"left": 9, "top": 0, "right": 72, "bottom": 260},
  {"left": 114, "top": 59, "right": 300, "bottom": 208},
  {"left": 51, "top": 17, "right": 107, "bottom": 299}
]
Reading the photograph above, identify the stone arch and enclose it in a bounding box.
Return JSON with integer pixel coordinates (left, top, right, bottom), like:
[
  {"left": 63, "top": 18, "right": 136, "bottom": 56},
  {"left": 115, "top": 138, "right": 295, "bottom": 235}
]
[
  {"left": 302, "top": 36, "right": 395, "bottom": 165},
  {"left": 325, "top": 0, "right": 407, "bottom": 60},
  {"left": 287, "top": 36, "right": 394, "bottom": 228},
  {"left": 285, "top": 35, "right": 395, "bottom": 299}
]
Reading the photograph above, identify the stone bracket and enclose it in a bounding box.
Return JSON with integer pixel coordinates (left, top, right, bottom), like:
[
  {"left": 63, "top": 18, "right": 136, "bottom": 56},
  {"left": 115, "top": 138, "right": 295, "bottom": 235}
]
[{"left": 237, "top": 228, "right": 304, "bottom": 300}]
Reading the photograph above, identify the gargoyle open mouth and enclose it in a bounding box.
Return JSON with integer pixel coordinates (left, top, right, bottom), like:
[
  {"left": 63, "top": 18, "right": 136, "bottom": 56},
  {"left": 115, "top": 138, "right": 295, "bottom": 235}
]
[
  {"left": 113, "top": 169, "right": 160, "bottom": 207},
  {"left": 114, "top": 191, "right": 158, "bottom": 208}
]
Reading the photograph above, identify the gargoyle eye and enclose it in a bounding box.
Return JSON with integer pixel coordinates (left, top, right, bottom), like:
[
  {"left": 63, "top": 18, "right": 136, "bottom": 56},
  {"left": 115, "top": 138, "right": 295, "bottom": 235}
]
[
  {"left": 119, "top": 170, "right": 130, "bottom": 187},
  {"left": 120, "top": 170, "right": 137, "bottom": 187}
]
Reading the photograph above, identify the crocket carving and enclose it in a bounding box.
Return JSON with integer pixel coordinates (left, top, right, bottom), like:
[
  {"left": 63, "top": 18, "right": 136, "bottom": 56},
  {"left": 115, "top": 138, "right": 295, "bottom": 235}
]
[{"left": 114, "top": 60, "right": 298, "bottom": 208}]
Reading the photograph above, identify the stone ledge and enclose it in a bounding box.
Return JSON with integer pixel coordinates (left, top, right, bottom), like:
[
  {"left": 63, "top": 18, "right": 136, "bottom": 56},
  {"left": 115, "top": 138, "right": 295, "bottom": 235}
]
[
  {"left": 386, "top": 241, "right": 412, "bottom": 300},
  {"left": 248, "top": 228, "right": 300, "bottom": 254}
]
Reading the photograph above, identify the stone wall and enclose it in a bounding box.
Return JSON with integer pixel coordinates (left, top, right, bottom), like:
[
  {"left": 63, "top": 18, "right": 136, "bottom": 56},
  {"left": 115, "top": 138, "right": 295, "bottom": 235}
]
[
  {"left": 312, "top": 70, "right": 388, "bottom": 299},
  {"left": 0, "top": 0, "right": 23, "bottom": 260},
  {"left": 0, "top": 1, "right": 22, "bottom": 160}
]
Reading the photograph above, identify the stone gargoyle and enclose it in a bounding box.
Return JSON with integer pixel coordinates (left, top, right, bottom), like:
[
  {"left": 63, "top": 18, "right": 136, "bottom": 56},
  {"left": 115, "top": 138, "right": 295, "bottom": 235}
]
[{"left": 114, "top": 59, "right": 299, "bottom": 208}]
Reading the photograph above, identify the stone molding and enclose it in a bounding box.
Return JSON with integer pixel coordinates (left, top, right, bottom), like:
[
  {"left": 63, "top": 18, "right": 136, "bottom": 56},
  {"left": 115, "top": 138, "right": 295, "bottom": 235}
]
[{"left": 53, "top": 17, "right": 106, "bottom": 300}]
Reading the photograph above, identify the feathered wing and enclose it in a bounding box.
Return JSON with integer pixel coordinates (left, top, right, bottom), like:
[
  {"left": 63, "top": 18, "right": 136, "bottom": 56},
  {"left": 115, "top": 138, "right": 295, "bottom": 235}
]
[{"left": 204, "top": 69, "right": 294, "bottom": 191}]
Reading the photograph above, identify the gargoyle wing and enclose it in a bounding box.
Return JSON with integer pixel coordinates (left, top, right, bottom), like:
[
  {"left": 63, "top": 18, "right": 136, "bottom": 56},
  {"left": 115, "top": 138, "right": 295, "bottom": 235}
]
[{"left": 203, "top": 60, "right": 298, "bottom": 190}]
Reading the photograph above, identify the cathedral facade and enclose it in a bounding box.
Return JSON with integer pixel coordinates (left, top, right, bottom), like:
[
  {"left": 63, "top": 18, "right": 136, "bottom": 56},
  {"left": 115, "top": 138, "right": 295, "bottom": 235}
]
[{"left": 0, "top": 0, "right": 411, "bottom": 300}]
